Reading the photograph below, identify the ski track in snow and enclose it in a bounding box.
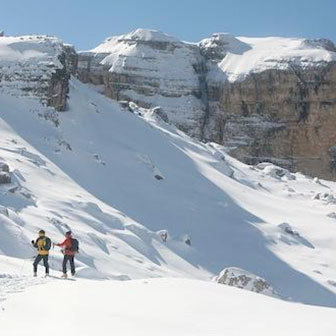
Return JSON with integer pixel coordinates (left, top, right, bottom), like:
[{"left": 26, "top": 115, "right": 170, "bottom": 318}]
[{"left": 0, "top": 274, "right": 47, "bottom": 310}]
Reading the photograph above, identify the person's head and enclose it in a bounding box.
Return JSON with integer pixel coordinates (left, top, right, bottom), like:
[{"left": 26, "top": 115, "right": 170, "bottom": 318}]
[
  {"left": 65, "top": 231, "right": 72, "bottom": 238},
  {"left": 38, "top": 230, "right": 45, "bottom": 237}
]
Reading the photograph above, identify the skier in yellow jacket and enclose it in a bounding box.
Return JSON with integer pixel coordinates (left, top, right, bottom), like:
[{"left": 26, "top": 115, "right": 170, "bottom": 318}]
[{"left": 31, "top": 230, "right": 51, "bottom": 277}]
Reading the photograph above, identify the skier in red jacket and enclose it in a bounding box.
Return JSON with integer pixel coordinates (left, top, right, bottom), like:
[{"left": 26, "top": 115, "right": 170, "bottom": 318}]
[{"left": 55, "top": 231, "right": 79, "bottom": 278}]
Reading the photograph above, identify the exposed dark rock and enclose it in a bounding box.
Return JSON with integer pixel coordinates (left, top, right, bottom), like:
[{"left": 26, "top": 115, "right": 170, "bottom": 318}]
[
  {"left": 0, "top": 172, "right": 11, "bottom": 184},
  {"left": 47, "top": 45, "right": 78, "bottom": 111},
  {"left": 215, "top": 267, "right": 279, "bottom": 298},
  {"left": 0, "top": 162, "right": 10, "bottom": 173}
]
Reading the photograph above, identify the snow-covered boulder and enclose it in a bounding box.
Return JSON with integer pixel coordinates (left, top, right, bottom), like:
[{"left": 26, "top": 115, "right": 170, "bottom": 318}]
[
  {"left": 278, "top": 223, "right": 298, "bottom": 236},
  {"left": 0, "top": 171, "right": 11, "bottom": 184},
  {"left": 215, "top": 267, "right": 279, "bottom": 298},
  {"left": 327, "top": 212, "right": 336, "bottom": 219},
  {"left": 157, "top": 230, "right": 168, "bottom": 242},
  {"left": 256, "top": 162, "right": 296, "bottom": 180},
  {"left": 0, "top": 161, "right": 11, "bottom": 183},
  {"left": 313, "top": 192, "right": 336, "bottom": 204}
]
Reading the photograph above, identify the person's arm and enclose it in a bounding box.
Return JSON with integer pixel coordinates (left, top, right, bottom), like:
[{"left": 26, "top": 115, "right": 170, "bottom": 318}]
[
  {"left": 57, "top": 239, "right": 67, "bottom": 247},
  {"left": 32, "top": 238, "right": 39, "bottom": 248},
  {"left": 45, "top": 238, "right": 51, "bottom": 250}
]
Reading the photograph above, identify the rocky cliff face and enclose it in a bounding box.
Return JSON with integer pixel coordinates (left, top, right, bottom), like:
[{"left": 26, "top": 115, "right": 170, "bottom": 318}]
[
  {"left": 202, "top": 34, "right": 336, "bottom": 179},
  {"left": 77, "top": 29, "right": 336, "bottom": 180},
  {"left": 0, "top": 35, "right": 77, "bottom": 111},
  {"left": 207, "top": 64, "right": 336, "bottom": 179},
  {"left": 77, "top": 29, "right": 206, "bottom": 136}
]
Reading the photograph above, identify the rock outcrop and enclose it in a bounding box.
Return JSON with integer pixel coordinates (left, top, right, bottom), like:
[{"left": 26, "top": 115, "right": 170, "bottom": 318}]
[
  {"left": 215, "top": 267, "right": 279, "bottom": 298},
  {"left": 0, "top": 35, "right": 77, "bottom": 111},
  {"left": 77, "top": 29, "right": 336, "bottom": 180}
]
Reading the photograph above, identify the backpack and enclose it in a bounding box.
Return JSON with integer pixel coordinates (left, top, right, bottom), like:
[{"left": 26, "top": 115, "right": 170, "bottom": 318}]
[
  {"left": 40, "top": 237, "right": 51, "bottom": 251},
  {"left": 70, "top": 238, "right": 79, "bottom": 252}
]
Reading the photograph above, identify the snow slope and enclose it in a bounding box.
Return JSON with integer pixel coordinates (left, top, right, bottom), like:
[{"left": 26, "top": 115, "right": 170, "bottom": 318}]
[
  {"left": 1, "top": 77, "right": 336, "bottom": 308},
  {"left": 1, "top": 278, "right": 335, "bottom": 336}
]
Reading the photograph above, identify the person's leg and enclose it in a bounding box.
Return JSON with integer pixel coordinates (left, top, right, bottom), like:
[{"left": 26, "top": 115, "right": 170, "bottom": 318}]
[
  {"left": 33, "top": 255, "right": 42, "bottom": 273},
  {"left": 70, "top": 256, "right": 75, "bottom": 275},
  {"left": 43, "top": 256, "right": 49, "bottom": 274},
  {"left": 62, "top": 255, "right": 68, "bottom": 274}
]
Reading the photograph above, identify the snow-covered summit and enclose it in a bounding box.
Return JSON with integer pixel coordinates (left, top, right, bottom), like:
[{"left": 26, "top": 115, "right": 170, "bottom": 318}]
[
  {"left": 210, "top": 35, "right": 336, "bottom": 82},
  {"left": 0, "top": 35, "right": 64, "bottom": 66},
  {"left": 91, "top": 29, "right": 181, "bottom": 54},
  {"left": 90, "top": 30, "right": 336, "bottom": 83},
  {"left": 79, "top": 28, "right": 204, "bottom": 136},
  {"left": 0, "top": 35, "right": 63, "bottom": 68}
]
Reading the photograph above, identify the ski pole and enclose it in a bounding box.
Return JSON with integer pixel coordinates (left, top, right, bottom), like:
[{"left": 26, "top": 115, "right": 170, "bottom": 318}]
[
  {"left": 50, "top": 244, "right": 55, "bottom": 274},
  {"left": 19, "top": 257, "right": 27, "bottom": 275}
]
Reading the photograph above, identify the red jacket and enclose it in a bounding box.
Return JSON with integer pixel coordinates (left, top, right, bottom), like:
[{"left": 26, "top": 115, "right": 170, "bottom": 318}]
[{"left": 57, "top": 237, "right": 76, "bottom": 256}]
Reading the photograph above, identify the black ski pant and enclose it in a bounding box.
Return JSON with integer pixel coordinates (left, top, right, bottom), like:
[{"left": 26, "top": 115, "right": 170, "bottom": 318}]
[
  {"left": 62, "top": 255, "right": 75, "bottom": 275},
  {"left": 33, "top": 255, "right": 49, "bottom": 274}
]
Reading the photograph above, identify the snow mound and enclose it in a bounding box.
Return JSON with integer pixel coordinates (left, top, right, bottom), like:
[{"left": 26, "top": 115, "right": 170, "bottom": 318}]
[{"left": 215, "top": 267, "right": 279, "bottom": 298}]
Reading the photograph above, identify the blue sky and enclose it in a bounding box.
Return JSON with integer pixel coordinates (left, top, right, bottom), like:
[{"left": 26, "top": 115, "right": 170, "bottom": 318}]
[{"left": 1, "top": 0, "right": 335, "bottom": 50}]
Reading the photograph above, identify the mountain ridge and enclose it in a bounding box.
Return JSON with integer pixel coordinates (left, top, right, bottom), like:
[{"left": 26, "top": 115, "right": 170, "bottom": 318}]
[{"left": 75, "top": 28, "right": 336, "bottom": 180}]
